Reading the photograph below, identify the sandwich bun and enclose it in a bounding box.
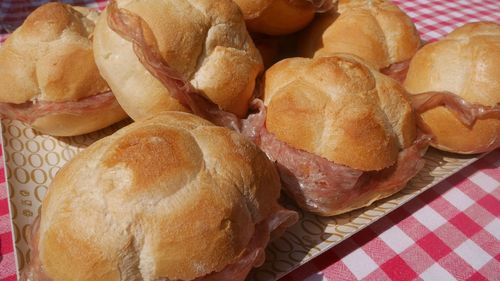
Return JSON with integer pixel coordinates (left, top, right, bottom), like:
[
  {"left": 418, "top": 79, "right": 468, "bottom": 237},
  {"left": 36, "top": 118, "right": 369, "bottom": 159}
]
[
  {"left": 404, "top": 22, "right": 500, "bottom": 154},
  {"left": 93, "top": 0, "right": 263, "bottom": 120},
  {"left": 23, "top": 111, "right": 290, "bottom": 281},
  {"left": 264, "top": 54, "right": 416, "bottom": 171},
  {"left": 299, "top": 0, "right": 420, "bottom": 70},
  {"left": 0, "top": 3, "right": 127, "bottom": 136},
  {"left": 257, "top": 54, "right": 426, "bottom": 216},
  {"left": 232, "top": 0, "right": 319, "bottom": 35}
]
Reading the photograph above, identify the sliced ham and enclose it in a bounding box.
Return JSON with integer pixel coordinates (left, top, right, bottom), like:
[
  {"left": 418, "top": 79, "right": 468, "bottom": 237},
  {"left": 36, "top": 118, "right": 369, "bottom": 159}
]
[
  {"left": 240, "top": 99, "right": 267, "bottom": 142},
  {"left": 240, "top": 101, "right": 430, "bottom": 215},
  {"left": 409, "top": 91, "right": 500, "bottom": 152},
  {"left": 19, "top": 6, "right": 299, "bottom": 280},
  {"left": 380, "top": 59, "right": 411, "bottom": 83},
  {"left": 19, "top": 218, "right": 53, "bottom": 281},
  {"left": 240, "top": 100, "right": 427, "bottom": 214},
  {"left": 0, "top": 91, "right": 119, "bottom": 124},
  {"left": 303, "top": 0, "right": 337, "bottom": 13},
  {"left": 411, "top": 91, "right": 500, "bottom": 128}
]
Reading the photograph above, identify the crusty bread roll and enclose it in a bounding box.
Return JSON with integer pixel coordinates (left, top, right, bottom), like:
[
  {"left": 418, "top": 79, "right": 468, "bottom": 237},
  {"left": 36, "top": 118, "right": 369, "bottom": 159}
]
[
  {"left": 0, "top": 3, "right": 127, "bottom": 136},
  {"left": 27, "top": 112, "right": 284, "bottom": 281},
  {"left": 251, "top": 32, "right": 302, "bottom": 69},
  {"left": 299, "top": 0, "right": 420, "bottom": 70},
  {"left": 404, "top": 22, "right": 500, "bottom": 154},
  {"left": 94, "top": 0, "right": 263, "bottom": 120},
  {"left": 233, "top": 0, "right": 318, "bottom": 35},
  {"left": 264, "top": 54, "right": 416, "bottom": 171},
  {"left": 258, "top": 54, "right": 424, "bottom": 216}
]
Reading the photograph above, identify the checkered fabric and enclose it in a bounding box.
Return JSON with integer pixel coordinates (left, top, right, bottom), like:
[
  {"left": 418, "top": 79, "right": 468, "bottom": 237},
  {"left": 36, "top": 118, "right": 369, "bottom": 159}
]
[
  {"left": 1, "top": 1, "right": 499, "bottom": 281},
  {"left": 396, "top": 0, "right": 500, "bottom": 42}
]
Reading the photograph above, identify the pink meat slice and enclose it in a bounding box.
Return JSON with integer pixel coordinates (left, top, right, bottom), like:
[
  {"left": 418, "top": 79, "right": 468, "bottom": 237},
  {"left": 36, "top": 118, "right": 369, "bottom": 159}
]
[
  {"left": 0, "top": 91, "right": 119, "bottom": 124},
  {"left": 410, "top": 91, "right": 500, "bottom": 151},
  {"left": 107, "top": 0, "right": 499, "bottom": 145},
  {"left": 303, "top": 0, "right": 337, "bottom": 12},
  {"left": 380, "top": 59, "right": 411, "bottom": 83}
]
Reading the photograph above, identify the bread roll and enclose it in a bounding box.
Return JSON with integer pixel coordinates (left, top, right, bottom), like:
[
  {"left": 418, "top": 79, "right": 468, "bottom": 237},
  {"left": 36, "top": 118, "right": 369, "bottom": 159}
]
[
  {"left": 253, "top": 54, "right": 426, "bottom": 216},
  {"left": 404, "top": 22, "right": 500, "bottom": 154},
  {"left": 300, "top": 0, "right": 420, "bottom": 70},
  {"left": 233, "top": 0, "right": 320, "bottom": 35},
  {"left": 0, "top": 3, "right": 127, "bottom": 136},
  {"left": 93, "top": 0, "right": 263, "bottom": 120},
  {"left": 25, "top": 112, "right": 287, "bottom": 281},
  {"left": 264, "top": 54, "right": 416, "bottom": 171}
]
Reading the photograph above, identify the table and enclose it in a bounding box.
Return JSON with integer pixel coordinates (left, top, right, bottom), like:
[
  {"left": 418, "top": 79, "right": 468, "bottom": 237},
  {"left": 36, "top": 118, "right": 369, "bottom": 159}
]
[{"left": 0, "top": 1, "right": 499, "bottom": 280}]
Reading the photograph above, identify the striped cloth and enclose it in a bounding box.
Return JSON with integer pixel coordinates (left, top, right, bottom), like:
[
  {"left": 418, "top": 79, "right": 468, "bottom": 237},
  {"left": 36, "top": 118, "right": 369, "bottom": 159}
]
[{"left": 1, "top": 1, "right": 500, "bottom": 281}]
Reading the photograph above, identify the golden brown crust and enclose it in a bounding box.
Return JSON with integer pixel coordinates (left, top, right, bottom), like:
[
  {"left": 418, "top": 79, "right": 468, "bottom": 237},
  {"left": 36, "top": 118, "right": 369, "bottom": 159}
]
[
  {"left": 0, "top": 3, "right": 109, "bottom": 103},
  {"left": 264, "top": 54, "right": 416, "bottom": 171},
  {"left": 39, "top": 112, "right": 281, "bottom": 281},
  {"left": 233, "top": 0, "right": 316, "bottom": 35},
  {"left": 0, "top": 3, "right": 127, "bottom": 136},
  {"left": 299, "top": 0, "right": 420, "bottom": 69},
  {"left": 93, "top": 0, "right": 263, "bottom": 120},
  {"left": 404, "top": 22, "right": 500, "bottom": 153}
]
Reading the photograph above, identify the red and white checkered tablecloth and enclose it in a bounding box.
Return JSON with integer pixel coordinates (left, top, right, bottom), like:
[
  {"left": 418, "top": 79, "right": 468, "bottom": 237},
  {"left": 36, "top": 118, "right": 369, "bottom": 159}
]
[{"left": 0, "top": 1, "right": 499, "bottom": 281}]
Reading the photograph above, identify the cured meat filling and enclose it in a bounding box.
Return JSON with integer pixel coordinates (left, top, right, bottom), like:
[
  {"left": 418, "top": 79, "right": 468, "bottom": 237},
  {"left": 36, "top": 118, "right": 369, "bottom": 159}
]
[
  {"left": 380, "top": 59, "right": 410, "bottom": 83},
  {"left": 0, "top": 91, "right": 118, "bottom": 124}
]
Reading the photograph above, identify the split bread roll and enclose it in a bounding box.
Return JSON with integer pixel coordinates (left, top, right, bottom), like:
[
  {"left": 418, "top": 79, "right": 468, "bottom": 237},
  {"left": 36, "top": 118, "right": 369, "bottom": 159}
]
[
  {"left": 232, "top": 0, "right": 334, "bottom": 35},
  {"left": 259, "top": 54, "right": 428, "bottom": 216},
  {"left": 94, "top": 0, "right": 263, "bottom": 120},
  {"left": 21, "top": 112, "right": 297, "bottom": 281},
  {"left": 404, "top": 22, "right": 500, "bottom": 154},
  {"left": 264, "top": 55, "right": 416, "bottom": 171},
  {"left": 0, "top": 3, "right": 127, "bottom": 136},
  {"left": 299, "top": 0, "right": 420, "bottom": 70}
]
